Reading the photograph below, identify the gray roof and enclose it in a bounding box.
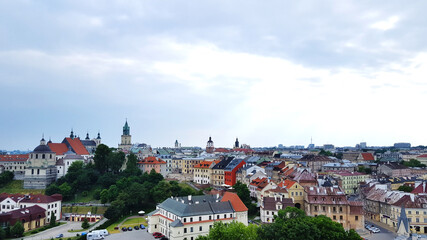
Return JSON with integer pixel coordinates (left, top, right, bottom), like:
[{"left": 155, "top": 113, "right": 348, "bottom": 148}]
[
  {"left": 158, "top": 195, "right": 235, "bottom": 217},
  {"left": 224, "top": 158, "right": 245, "bottom": 171},
  {"left": 81, "top": 140, "right": 96, "bottom": 147},
  {"left": 170, "top": 219, "right": 184, "bottom": 227}
]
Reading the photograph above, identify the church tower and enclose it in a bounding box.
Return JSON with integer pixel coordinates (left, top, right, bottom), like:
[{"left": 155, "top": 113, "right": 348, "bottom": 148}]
[
  {"left": 94, "top": 131, "right": 102, "bottom": 146},
  {"left": 206, "top": 136, "right": 214, "bottom": 153},
  {"left": 175, "top": 140, "right": 181, "bottom": 149},
  {"left": 234, "top": 138, "right": 240, "bottom": 149},
  {"left": 118, "top": 120, "right": 132, "bottom": 151}
]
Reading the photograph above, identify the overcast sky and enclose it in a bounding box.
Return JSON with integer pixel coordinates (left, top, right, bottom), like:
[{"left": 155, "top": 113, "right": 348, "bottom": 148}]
[{"left": 1, "top": 0, "right": 427, "bottom": 150}]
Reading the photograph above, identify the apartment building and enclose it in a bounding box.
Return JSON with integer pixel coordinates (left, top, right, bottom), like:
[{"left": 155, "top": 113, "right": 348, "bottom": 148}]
[{"left": 147, "top": 192, "right": 248, "bottom": 240}]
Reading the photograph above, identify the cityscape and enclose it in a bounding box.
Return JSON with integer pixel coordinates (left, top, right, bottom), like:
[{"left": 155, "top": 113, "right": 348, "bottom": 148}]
[{"left": 2, "top": 1, "right": 427, "bottom": 240}]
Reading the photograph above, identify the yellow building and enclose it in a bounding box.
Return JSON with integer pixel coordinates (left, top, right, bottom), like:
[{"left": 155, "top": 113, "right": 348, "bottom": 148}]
[
  {"left": 0, "top": 205, "right": 47, "bottom": 232},
  {"left": 390, "top": 195, "right": 427, "bottom": 234},
  {"left": 278, "top": 179, "right": 304, "bottom": 209}
]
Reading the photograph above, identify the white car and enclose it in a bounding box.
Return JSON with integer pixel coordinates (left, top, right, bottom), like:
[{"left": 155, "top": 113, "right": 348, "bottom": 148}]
[{"left": 372, "top": 228, "right": 380, "bottom": 233}]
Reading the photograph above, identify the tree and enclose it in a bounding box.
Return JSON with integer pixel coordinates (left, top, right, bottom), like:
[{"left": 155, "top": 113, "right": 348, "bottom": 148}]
[
  {"left": 124, "top": 153, "right": 140, "bottom": 176},
  {"left": 319, "top": 149, "right": 333, "bottom": 157},
  {"left": 50, "top": 212, "right": 57, "bottom": 227},
  {"left": 45, "top": 183, "right": 61, "bottom": 196},
  {"left": 59, "top": 182, "right": 73, "bottom": 200},
  {"left": 398, "top": 185, "right": 413, "bottom": 192},
  {"left": 0, "top": 226, "right": 6, "bottom": 240},
  {"left": 81, "top": 218, "right": 90, "bottom": 229},
  {"left": 197, "top": 221, "right": 258, "bottom": 240},
  {"left": 0, "top": 171, "right": 14, "bottom": 187},
  {"left": 10, "top": 221, "right": 24, "bottom": 237},
  {"left": 94, "top": 144, "right": 112, "bottom": 173},
  {"left": 108, "top": 151, "right": 126, "bottom": 173}
]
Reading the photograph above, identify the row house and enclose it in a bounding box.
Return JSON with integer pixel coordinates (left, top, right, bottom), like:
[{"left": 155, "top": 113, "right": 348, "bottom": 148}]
[
  {"left": 321, "top": 160, "right": 358, "bottom": 172},
  {"left": 147, "top": 193, "right": 248, "bottom": 240},
  {"left": 265, "top": 161, "right": 287, "bottom": 182},
  {"left": 298, "top": 155, "right": 334, "bottom": 173},
  {"left": 211, "top": 158, "right": 233, "bottom": 187},
  {"left": 193, "top": 160, "right": 219, "bottom": 185},
  {"left": 390, "top": 195, "right": 427, "bottom": 234},
  {"left": 341, "top": 152, "right": 374, "bottom": 162},
  {"left": 249, "top": 177, "right": 277, "bottom": 204},
  {"left": 292, "top": 169, "right": 317, "bottom": 187},
  {"left": 304, "top": 186, "right": 364, "bottom": 230},
  {"left": 138, "top": 156, "right": 167, "bottom": 177},
  {"left": 0, "top": 193, "right": 62, "bottom": 223}
]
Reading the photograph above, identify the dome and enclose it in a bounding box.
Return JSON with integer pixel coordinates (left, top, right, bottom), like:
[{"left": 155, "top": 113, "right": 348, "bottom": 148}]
[{"left": 33, "top": 144, "right": 53, "bottom": 153}]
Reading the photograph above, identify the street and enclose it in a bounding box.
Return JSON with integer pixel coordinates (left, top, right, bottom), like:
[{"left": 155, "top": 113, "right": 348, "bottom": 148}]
[{"left": 361, "top": 220, "right": 397, "bottom": 240}]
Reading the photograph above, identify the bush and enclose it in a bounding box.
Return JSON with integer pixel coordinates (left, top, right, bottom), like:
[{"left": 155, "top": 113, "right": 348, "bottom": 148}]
[{"left": 82, "top": 191, "right": 88, "bottom": 197}]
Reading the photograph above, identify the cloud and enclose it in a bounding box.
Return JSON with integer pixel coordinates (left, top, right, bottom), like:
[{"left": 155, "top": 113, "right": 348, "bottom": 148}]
[{"left": 371, "top": 16, "right": 400, "bottom": 31}]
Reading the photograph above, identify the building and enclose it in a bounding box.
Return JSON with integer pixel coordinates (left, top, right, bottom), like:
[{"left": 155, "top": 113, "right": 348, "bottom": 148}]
[
  {"left": 147, "top": 192, "right": 248, "bottom": 240},
  {"left": 56, "top": 150, "right": 85, "bottom": 179},
  {"left": 224, "top": 158, "right": 245, "bottom": 186},
  {"left": 260, "top": 195, "right": 294, "bottom": 223},
  {"left": 234, "top": 138, "right": 239, "bottom": 149},
  {"left": 332, "top": 171, "right": 369, "bottom": 194},
  {"left": 118, "top": 120, "right": 132, "bottom": 151},
  {"left": 138, "top": 156, "right": 167, "bottom": 177},
  {"left": 206, "top": 137, "right": 214, "bottom": 154},
  {"left": 0, "top": 193, "right": 62, "bottom": 223},
  {"left": 277, "top": 179, "right": 304, "bottom": 209},
  {"left": 299, "top": 155, "right": 334, "bottom": 173},
  {"left": 394, "top": 143, "right": 411, "bottom": 149},
  {"left": 193, "top": 160, "right": 219, "bottom": 185},
  {"left": 304, "top": 186, "right": 364, "bottom": 230},
  {"left": 390, "top": 195, "right": 427, "bottom": 234},
  {"left": 322, "top": 160, "right": 358, "bottom": 172},
  {"left": 0, "top": 205, "right": 46, "bottom": 232},
  {"left": 0, "top": 154, "right": 28, "bottom": 179},
  {"left": 378, "top": 163, "right": 411, "bottom": 177},
  {"left": 24, "top": 138, "right": 57, "bottom": 189},
  {"left": 211, "top": 157, "right": 233, "bottom": 187}
]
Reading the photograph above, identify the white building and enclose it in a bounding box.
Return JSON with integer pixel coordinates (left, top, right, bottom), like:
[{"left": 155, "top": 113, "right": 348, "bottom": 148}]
[{"left": 148, "top": 192, "right": 248, "bottom": 240}]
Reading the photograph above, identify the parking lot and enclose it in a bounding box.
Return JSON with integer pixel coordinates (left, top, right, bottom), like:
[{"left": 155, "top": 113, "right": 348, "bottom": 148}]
[
  {"left": 105, "top": 229, "right": 156, "bottom": 240},
  {"left": 360, "top": 220, "right": 397, "bottom": 240}
]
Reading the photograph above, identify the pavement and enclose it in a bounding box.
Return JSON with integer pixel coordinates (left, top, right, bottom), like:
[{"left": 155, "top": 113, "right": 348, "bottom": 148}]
[
  {"left": 16, "top": 218, "right": 108, "bottom": 240},
  {"left": 357, "top": 220, "right": 398, "bottom": 240},
  {"left": 105, "top": 228, "right": 156, "bottom": 240}
]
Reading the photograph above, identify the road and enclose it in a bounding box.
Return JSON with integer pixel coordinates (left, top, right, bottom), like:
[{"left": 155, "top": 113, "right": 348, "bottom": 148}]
[
  {"left": 16, "top": 218, "right": 108, "bottom": 240},
  {"left": 105, "top": 229, "right": 156, "bottom": 240},
  {"left": 360, "top": 220, "right": 397, "bottom": 240}
]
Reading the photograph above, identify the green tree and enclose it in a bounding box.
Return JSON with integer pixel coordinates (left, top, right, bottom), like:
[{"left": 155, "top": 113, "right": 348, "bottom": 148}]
[
  {"left": 100, "top": 189, "right": 109, "bottom": 204},
  {"left": 81, "top": 218, "right": 90, "bottom": 229},
  {"left": 0, "top": 226, "right": 6, "bottom": 240},
  {"left": 0, "top": 171, "right": 14, "bottom": 187},
  {"left": 10, "top": 221, "right": 24, "bottom": 237},
  {"left": 94, "top": 144, "right": 112, "bottom": 173},
  {"left": 398, "top": 185, "right": 413, "bottom": 192},
  {"left": 124, "top": 153, "right": 140, "bottom": 175},
  {"left": 104, "top": 199, "right": 125, "bottom": 221},
  {"left": 403, "top": 159, "right": 426, "bottom": 168},
  {"left": 108, "top": 151, "right": 126, "bottom": 173},
  {"left": 319, "top": 149, "right": 333, "bottom": 156},
  {"left": 59, "top": 182, "right": 73, "bottom": 200},
  {"left": 45, "top": 183, "right": 61, "bottom": 196},
  {"left": 197, "top": 221, "right": 258, "bottom": 240},
  {"left": 50, "top": 212, "right": 57, "bottom": 227},
  {"left": 152, "top": 180, "right": 173, "bottom": 203}
]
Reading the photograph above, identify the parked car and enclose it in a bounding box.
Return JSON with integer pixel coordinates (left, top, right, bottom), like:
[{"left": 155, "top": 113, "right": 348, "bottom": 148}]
[
  {"left": 122, "top": 227, "right": 127, "bottom": 231},
  {"left": 134, "top": 225, "right": 139, "bottom": 230},
  {"left": 372, "top": 228, "right": 380, "bottom": 233},
  {"left": 56, "top": 234, "right": 64, "bottom": 238},
  {"left": 128, "top": 227, "right": 133, "bottom": 231},
  {"left": 153, "top": 232, "right": 162, "bottom": 237},
  {"left": 140, "top": 224, "right": 146, "bottom": 229},
  {"left": 160, "top": 237, "right": 169, "bottom": 240},
  {"left": 155, "top": 234, "right": 165, "bottom": 239}
]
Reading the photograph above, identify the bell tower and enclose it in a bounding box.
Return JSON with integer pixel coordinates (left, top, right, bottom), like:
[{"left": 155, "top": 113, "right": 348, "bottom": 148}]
[{"left": 206, "top": 136, "right": 214, "bottom": 153}]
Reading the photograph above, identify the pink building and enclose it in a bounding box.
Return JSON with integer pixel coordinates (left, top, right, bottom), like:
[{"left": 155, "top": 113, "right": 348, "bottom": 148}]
[{"left": 138, "top": 156, "right": 167, "bottom": 177}]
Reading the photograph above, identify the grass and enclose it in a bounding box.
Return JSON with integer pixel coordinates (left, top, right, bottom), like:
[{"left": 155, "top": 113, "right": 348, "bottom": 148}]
[
  {"left": 62, "top": 206, "right": 108, "bottom": 215},
  {"left": 64, "top": 188, "right": 99, "bottom": 203},
  {"left": 121, "top": 217, "right": 148, "bottom": 228},
  {"left": 106, "top": 215, "right": 132, "bottom": 234},
  {"left": 0, "top": 180, "right": 45, "bottom": 194}
]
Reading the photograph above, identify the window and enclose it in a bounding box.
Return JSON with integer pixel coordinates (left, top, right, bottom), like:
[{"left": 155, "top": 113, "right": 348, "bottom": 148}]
[
  {"left": 184, "top": 218, "right": 186, "bottom": 223},
  {"left": 191, "top": 227, "right": 193, "bottom": 232},
  {"left": 209, "top": 216, "right": 212, "bottom": 220},
  {"left": 224, "top": 214, "right": 226, "bottom": 218},
  {"left": 416, "top": 218, "right": 420, "bottom": 223},
  {"left": 199, "top": 226, "right": 202, "bottom": 231},
  {"left": 184, "top": 228, "right": 187, "bottom": 233},
  {"left": 314, "top": 206, "right": 318, "bottom": 211},
  {"left": 340, "top": 216, "right": 343, "bottom": 220},
  {"left": 355, "top": 216, "right": 359, "bottom": 221},
  {"left": 333, "top": 215, "right": 336, "bottom": 220},
  {"left": 190, "top": 217, "right": 193, "bottom": 222},
  {"left": 339, "top": 207, "right": 342, "bottom": 212}
]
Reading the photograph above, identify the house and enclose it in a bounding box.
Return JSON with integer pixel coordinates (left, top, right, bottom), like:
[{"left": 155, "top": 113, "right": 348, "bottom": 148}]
[
  {"left": 248, "top": 178, "right": 277, "bottom": 204},
  {"left": 292, "top": 169, "right": 317, "bottom": 187},
  {"left": 298, "top": 155, "right": 334, "bottom": 172},
  {"left": 331, "top": 171, "right": 369, "bottom": 194},
  {"left": 0, "top": 205, "right": 46, "bottom": 232},
  {"left": 224, "top": 158, "right": 246, "bottom": 186},
  {"left": 390, "top": 195, "right": 427, "bottom": 234},
  {"left": 321, "top": 160, "right": 358, "bottom": 172},
  {"left": 277, "top": 179, "right": 304, "bottom": 209},
  {"left": 138, "top": 156, "right": 167, "bottom": 177},
  {"left": 304, "top": 186, "right": 364, "bottom": 230},
  {"left": 417, "top": 154, "right": 427, "bottom": 166},
  {"left": 147, "top": 192, "right": 248, "bottom": 240},
  {"left": 236, "top": 165, "right": 266, "bottom": 186}
]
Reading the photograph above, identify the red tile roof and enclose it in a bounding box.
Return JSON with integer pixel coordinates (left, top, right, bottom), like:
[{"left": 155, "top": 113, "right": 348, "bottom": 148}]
[
  {"left": 412, "top": 183, "right": 427, "bottom": 194},
  {"left": 214, "top": 148, "right": 231, "bottom": 153},
  {"left": 194, "top": 160, "right": 216, "bottom": 169},
  {"left": 0, "top": 154, "right": 28, "bottom": 162},
  {"left": 64, "top": 138, "right": 90, "bottom": 155},
  {"left": 48, "top": 143, "right": 69, "bottom": 155},
  {"left": 361, "top": 153, "right": 375, "bottom": 161},
  {"left": 0, "top": 205, "right": 46, "bottom": 226},
  {"left": 278, "top": 179, "right": 296, "bottom": 189},
  {"left": 138, "top": 156, "right": 166, "bottom": 164},
  {"left": 418, "top": 154, "right": 427, "bottom": 158},
  {"left": 0, "top": 193, "right": 62, "bottom": 203},
  {"left": 221, "top": 192, "right": 248, "bottom": 212}
]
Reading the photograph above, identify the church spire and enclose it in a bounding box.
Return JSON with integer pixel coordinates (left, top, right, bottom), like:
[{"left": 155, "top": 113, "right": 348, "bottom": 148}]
[
  {"left": 70, "top": 128, "right": 74, "bottom": 139},
  {"left": 123, "top": 119, "right": 130, "bottom": 135}
]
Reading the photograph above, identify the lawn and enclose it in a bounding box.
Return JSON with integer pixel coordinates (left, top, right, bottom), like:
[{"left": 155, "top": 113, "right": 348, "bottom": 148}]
[
  {"left": 106, "top": 215, "right": 131, "bottom": 234},
  {"left": 64, "top": 188, "right": 100, "bottom": 203},
  {"left": 0, "top": 180, "right": 45, "bottom": 194},
  {"left": 62, "top": 206, "right": 108, "bottom": 215},
  {"left": 121, "top": 217, "right": 148, "bottom": 227}
]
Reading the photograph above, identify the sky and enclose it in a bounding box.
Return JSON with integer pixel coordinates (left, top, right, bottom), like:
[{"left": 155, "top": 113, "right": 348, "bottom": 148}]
[{"left": 1, "top": 0, "right": 427, "bottom": 150}]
